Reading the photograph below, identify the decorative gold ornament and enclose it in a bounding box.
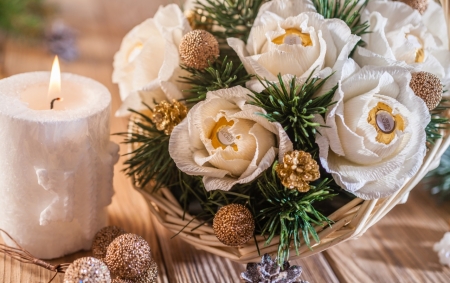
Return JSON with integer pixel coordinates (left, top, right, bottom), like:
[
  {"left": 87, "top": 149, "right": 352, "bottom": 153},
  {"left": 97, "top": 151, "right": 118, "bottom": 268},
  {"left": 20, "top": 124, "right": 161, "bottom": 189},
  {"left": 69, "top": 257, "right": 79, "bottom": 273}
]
[
  {"left": 64, "top": 257, "right": 111, "bottom": 283},
  {"left": 210, "top": 116, "right": 238, "bottom": 151},
  {"left": 105, "top": 233, "right": 153, "bottom": 279},
  {"left": 112, "top": 279, "right": 132, "bottom": 283},
  {"left": 276, "top": 150, "right": 320, "bottom": 192},
  {"left": 112, "top": 261, "right": 157, "bottom": 283},
  {"left": 397, "top": 0, "right": 428, "bottom": 14},
  {"left": 368, "top": 102, "right": 405, "bottom": 144},
  {"left": 213, "top": 204, "right": 255, "bottom": 246},
  {"left": 92, "top": 226, "right": 126, "bottom": 260},
  {"left": 179, "top": 30, "right": 220, "bottom": 69},
  {"left": 151, "top": 99, "right": 187, "bottom": 135},
  {"left": 184, "top": 9, "right": 212, "bottom": 30},
  {"left": 272, "top": 28, "right": 313, "bottom": 46},
  {"left": 410, "top": 71, "right": 443, "bottom": 110}
]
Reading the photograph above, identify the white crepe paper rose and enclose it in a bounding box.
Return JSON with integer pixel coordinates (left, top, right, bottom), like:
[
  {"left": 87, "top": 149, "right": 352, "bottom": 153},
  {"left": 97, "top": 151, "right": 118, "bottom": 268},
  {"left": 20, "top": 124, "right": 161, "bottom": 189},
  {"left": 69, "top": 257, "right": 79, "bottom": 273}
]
[
  {"left": 354, "top": 0, "right": 450, "bottom": 91},
  {"left": 169, "top": 86, "right": 293, "bottom": 192},
  {"left": 315, "top": 59, "right": 430, "bottom": 199},
  {"left": 113, "top": 4, "right": 191, "bottom": 116},
  {"left": 227, "top": 0, "right": 360, "bottom": 92}
]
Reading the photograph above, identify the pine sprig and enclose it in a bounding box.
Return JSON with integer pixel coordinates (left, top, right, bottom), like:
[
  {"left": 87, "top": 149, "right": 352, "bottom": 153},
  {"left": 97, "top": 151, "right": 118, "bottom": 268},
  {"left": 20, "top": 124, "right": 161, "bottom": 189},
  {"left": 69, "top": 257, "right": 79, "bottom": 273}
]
[
  {"left": 249, "top": 72, "right": 337, "bottom": 151},
  {"left": 425, "top": 146, "right": 450, "bottom": 202},
  {"left": 117, "top": 107, "right": 178, "bottom": 191},
  {"left": 256, "top": 163, "right": 335, "bottom": 265},
  {"left": 313, "top": 0, "right": 370, "bottom": 37},
  {"left": 426, "top": 100, "right": 450, "bottom": 144},
  {"left": 193, "top": 0, "right": 268, "bottom": 43},
  {"left": 180, "top": 56, "right": 253, "bottom": 102}
]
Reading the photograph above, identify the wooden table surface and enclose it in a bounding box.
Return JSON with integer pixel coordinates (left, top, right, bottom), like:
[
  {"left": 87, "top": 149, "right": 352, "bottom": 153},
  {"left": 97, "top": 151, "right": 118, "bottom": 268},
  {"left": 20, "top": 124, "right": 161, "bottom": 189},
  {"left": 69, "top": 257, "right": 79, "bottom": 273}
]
[{"left": 0, "top": 0, "right": 449, "bottom": 282}]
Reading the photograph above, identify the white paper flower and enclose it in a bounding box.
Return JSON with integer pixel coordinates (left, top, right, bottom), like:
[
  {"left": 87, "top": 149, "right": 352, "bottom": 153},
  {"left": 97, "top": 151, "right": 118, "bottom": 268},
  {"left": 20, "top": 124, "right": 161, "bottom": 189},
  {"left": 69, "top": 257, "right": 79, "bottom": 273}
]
[
  {"left": 434, "top": 232, "right": 450, "bottom": 266},
  {"left": 315, "top": 59, "right": 430, "bottom": 199},
  {"left": 354, "top": 0, "right": 450, "bottom": 91},
  {"left": 227, "top": 0, "right": 359, "bottom": 91},
  {"left": 113, "top": 4, "right": 191, "bottom": 116},
  {"left": 169, "top": 86, "right": 293, "bottom": 191}
]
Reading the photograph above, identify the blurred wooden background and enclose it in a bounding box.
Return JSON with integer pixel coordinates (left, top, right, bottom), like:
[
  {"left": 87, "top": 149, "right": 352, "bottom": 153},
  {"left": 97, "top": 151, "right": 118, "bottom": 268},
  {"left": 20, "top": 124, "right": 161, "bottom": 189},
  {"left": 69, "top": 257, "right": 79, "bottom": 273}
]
[{"left": 0, "top": 0, "right": 449, "bottom": 282}]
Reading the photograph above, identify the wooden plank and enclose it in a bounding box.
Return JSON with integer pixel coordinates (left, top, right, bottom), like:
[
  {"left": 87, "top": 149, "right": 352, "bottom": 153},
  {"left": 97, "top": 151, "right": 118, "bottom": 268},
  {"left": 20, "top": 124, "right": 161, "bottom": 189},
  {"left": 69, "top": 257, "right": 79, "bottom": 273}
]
[{"left": 324, "top": 187, "right": 450, "bottom": 283}]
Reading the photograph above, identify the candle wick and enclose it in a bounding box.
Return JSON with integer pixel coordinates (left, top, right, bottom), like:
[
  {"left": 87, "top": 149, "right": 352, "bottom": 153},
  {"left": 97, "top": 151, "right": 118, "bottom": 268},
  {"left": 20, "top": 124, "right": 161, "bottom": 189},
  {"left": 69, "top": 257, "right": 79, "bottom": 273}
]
[{"left": 50, "top": 98, "right": 62, "bottom": 110}]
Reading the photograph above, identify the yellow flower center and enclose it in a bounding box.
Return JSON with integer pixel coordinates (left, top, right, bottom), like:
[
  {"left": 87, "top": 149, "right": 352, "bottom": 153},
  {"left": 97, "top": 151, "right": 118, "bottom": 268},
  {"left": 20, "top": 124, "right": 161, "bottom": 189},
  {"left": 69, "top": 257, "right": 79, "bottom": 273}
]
[
  {"left": 210, "top": 117, "right": 238, "bottom": 151},
  {"left": 367, "top": 102, "right": 405, "bottom": 145},
  {"left": 272, "top": 28, "right": 312, "bottom": 46},
  {"left": 405, "top": 34, "right": 425, "bottom": 63}
]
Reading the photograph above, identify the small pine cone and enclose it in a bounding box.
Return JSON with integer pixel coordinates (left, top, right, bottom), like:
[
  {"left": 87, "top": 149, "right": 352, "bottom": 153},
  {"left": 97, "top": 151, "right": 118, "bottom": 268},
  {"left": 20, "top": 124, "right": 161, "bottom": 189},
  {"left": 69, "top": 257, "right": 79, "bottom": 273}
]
[
  {"left": 213, "top": 204, "right": 255, "bottom": 246},
  {"left": 410, "top": 71, "right": 442, "bottom": 111},
  {"left": 151, "top": 99, "right": 187, "bottom": 135},
  {"left": 179, "top": 30, "right": 219, "bottom": 69},
  {"left": 276, "top": 151, "right": 320, "bottom": 192}
]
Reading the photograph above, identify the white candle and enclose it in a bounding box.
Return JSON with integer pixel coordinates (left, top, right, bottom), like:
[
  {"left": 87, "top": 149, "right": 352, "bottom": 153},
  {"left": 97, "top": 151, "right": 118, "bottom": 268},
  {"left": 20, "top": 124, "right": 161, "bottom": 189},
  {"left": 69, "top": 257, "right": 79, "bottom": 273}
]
[{"left": 0, "top": 59, "right": 119, "bottom": 259}]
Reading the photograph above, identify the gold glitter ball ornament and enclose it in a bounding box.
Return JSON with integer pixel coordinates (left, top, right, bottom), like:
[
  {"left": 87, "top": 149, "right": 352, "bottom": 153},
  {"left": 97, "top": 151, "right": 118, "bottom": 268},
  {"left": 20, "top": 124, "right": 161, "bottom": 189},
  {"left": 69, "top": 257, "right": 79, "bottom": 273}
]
[
  {"left": 64, "top": 257, "right": 111, "bottom": 283},
  {"left": 213, "top": 204, "right": 255, "bottom": 246},
  {"left": 179, "top": 30, "right": 219, "bottom": 69},
  {"left": 92, "top": 226, "right": 126, "bottom": 260},
  {"left": 397, "top": 0, "right": 428, "bottom": 14},
  {"left": 276, "top": 150, "right": 320, "bottom": 192},
  {"left": 151, "top": 99, "right": 187, "bottom": 135},
  {"left": 112, "top": 261, "right": 158, "bottom": 283},
  {"left": 410, "top": 71, "right": 442, "bottom": 110},
  {"left": 105, "top": 233, "right": 153, "bottom": 279}
]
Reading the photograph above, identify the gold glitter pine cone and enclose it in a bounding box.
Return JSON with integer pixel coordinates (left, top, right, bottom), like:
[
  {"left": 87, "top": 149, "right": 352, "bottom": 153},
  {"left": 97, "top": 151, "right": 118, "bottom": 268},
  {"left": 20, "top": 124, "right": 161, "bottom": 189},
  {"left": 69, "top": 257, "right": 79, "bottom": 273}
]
[
  {"left": 397, "top": 0, "right": 428, "bottom": 14},
  {"left": 64, "top": 257, "right": 111, "bottom": 283},
  {"left": 179, "top": 29, "right": 219, "bottom": 69},
  {"left": 105, "top": 233, "right": 153, "bottom": 279},
  {"left": 151, "top": 99, "right": 187, "bottom": 135},
  {"left": 410, "top": 71, "right": 443, "bottom": 111},
  {"left": 92, "top": 226, "right": 126, "bottom": 260},
  {"left": 213, "top": 204, "right": 255, "bottom": 247},
  {"left": 276, "top": 150, "right": 320, "bottom": 192}
]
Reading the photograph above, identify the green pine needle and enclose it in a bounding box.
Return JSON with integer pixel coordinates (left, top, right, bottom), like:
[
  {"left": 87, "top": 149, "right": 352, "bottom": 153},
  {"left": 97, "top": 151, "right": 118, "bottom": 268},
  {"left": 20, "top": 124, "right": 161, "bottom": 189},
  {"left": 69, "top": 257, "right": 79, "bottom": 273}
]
[
  {"left": 256, "top": 163, "right": 335, "bottom": 265},
  {"left": 425, "top": 146, "right": 450, "bottom": 202},
  {"left": 426, "top": 100, "right": 450, "bottom": 144},
  {"left": 249, "top": 72, "right": 337, "bottom": 151},
  {"left": 116, "top": 107, "right": 178, "bottom": 191},
  {"left": 193, "top": 0, "right": 268, "bottom": 44},
  {"left": 313, "top": 0, "right": 370, "bottom": 37},
  {"left": 180, "top": 56, "right": 253, "bottom": 103}
]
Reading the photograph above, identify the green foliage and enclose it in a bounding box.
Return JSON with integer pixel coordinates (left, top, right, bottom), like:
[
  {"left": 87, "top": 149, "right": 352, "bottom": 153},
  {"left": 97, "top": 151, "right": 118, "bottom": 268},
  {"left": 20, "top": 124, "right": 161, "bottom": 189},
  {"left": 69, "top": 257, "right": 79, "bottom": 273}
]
[
  {"left": 180, "top": 56, "right": 253, "bottom": 103},
  {"left": 255, "top": 163, "right": 335, "bottom": 265},
  {"left": 193, "top": 0, "right": 268, "bottom": 43},
  {"left": 117, "top": 107, "right": 178, "bottom": 191},
  {"left": 313, "top": 0, "right": 370, "bottom": 37},
  {"left": 426, "top": 100, "right": 450, "bottom": 144},
  {"left": 425, "top": 146, "right": 450, "bottom": 202},
  {"left": 0, "top": 0, "right": 50, "bottom": 37},
  {"left": 249, "top": 72, "right": 337, "bottom": 151}
]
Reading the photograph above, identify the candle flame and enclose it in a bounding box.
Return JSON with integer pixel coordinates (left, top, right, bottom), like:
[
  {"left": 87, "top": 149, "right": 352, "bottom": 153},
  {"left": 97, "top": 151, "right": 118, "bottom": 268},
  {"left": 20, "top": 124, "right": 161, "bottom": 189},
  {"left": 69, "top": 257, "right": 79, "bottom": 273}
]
[{"left": 48, "top": 56, "right": 61, "bottom": 100}]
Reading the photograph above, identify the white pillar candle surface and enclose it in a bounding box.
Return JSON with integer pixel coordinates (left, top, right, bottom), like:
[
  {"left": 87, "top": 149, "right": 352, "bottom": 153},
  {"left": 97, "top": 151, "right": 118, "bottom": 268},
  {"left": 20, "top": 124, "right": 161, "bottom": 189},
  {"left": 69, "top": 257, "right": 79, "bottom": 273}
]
[{"left": 0, "top": 72, "right": 119, "bottom": 259}]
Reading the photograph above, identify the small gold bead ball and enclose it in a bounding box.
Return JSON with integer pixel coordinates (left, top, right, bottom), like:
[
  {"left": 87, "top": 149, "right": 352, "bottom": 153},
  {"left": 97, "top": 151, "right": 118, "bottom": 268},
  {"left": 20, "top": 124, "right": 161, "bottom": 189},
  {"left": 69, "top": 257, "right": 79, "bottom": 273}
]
[
  {"left": 113, "top": 260, "right": 158, "bottom": 283},
  {"left": 64, "top": 257, "right": 111, "bottom": 283},
  {"left": 398, "top": 0, "right": 428, "bottom": 14},
  {"left": 410, "top": 71, "right": 442, "bottom": 110},
  {"left": 213, "top": 204, "right": 255, "bottom": 246},
  {"left": 105, "top": 233, "right": 153, "bottom": 279},
  {"left": 179, "top": 30, "right": 219, "bottom": 69},
  {"left": 92, "top": 226, "right": 126, "bottom": 260}
]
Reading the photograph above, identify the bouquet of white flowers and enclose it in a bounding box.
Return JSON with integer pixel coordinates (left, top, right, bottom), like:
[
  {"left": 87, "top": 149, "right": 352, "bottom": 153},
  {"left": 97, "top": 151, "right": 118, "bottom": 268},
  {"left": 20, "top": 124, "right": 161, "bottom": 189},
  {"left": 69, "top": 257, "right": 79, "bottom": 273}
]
[{"left": 116, "top": 0, "right": 450, "bottom": 264}]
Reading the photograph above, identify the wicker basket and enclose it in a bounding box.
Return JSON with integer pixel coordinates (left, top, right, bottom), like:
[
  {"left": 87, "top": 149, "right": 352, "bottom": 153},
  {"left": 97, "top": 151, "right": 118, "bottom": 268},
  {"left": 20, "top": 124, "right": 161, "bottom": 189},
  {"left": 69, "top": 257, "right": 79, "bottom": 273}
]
[{"left": 127, "top": 111, "right": 450, "bottom": 263}]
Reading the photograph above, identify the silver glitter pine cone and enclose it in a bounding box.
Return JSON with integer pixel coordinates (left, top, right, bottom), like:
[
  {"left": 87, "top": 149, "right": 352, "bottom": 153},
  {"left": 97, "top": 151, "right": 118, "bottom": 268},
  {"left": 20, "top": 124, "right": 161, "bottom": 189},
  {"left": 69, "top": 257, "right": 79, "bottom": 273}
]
[
  {"left": 241, "top": 254, "right": 308, "bottom": 283},
  {"left": 92, "top": 226, "right": 126, "bottom": 260},
  {"left": 64, "top": 257, "right": 111, "bottom": 283},
  {"left": 213, "top": 203, "right": 255, "bottom": 246},
  {"left": 105, "top": 233, "right": 153, "bottom": 279}
]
